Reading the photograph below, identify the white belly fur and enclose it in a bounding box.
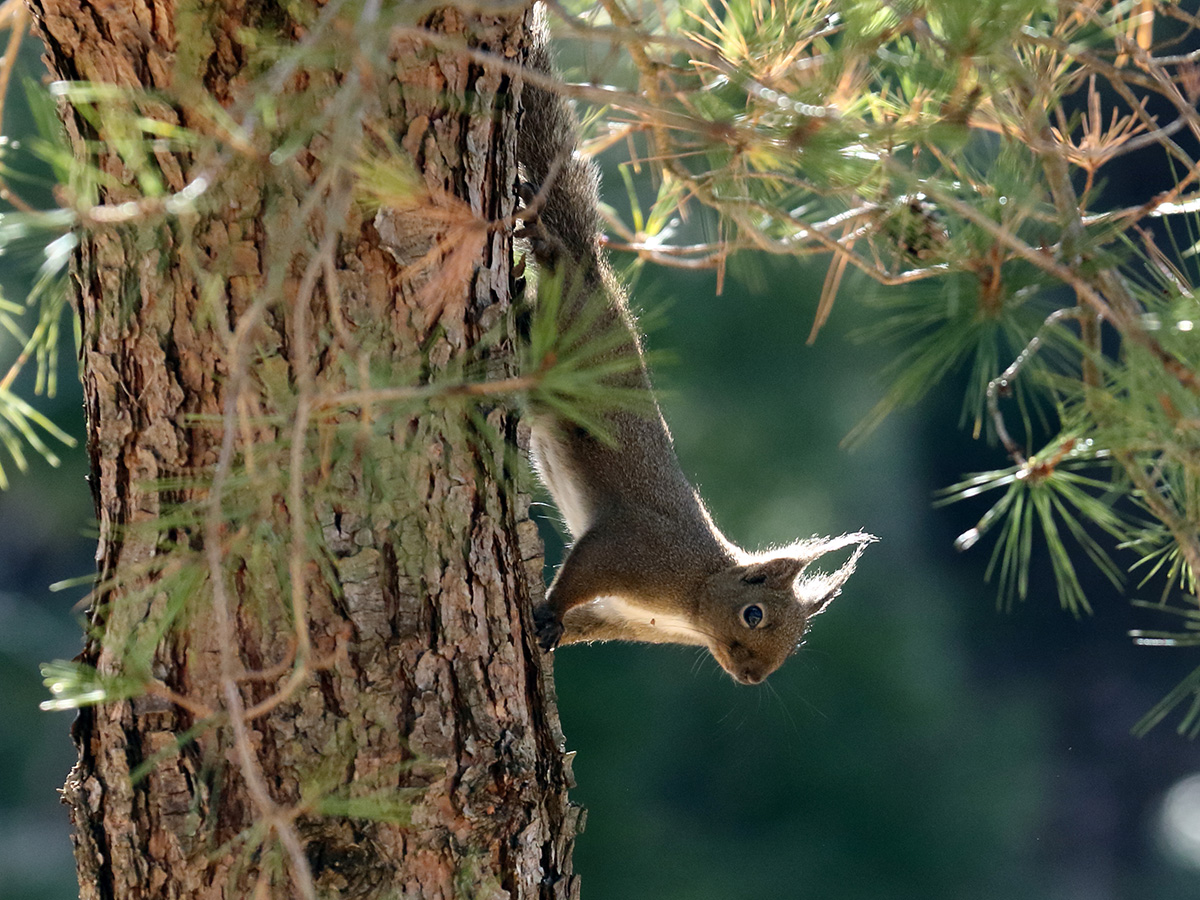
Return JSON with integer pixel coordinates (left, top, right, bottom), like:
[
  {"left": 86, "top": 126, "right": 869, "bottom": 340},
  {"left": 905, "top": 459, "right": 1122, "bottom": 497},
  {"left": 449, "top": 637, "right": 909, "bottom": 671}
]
[
  {"left": 582, "top": 595, "right": 708, "bottom": 645},
  {"left": 530, "top": 423, "right": 592, "bottom": 537}
]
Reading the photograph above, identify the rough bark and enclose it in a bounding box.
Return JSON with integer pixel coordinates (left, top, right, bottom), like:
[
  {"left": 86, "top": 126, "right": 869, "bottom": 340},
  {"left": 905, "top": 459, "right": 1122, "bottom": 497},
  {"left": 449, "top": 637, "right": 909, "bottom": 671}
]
[{"left": 28, "top": 1, "right": 578, "bottom": 897}]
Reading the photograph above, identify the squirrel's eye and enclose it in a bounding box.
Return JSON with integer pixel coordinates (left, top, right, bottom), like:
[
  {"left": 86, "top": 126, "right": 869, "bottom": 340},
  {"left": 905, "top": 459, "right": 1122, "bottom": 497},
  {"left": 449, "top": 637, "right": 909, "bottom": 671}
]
[{"left": 741, "top": 604, "right": 764, "bottom": 628}]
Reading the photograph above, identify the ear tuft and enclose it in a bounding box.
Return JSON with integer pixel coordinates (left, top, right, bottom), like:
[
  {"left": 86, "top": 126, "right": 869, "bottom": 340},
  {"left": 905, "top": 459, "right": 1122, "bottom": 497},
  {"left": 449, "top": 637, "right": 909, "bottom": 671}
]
[{"left": 791, "top": 531, "right": 877, "bottom": 616}]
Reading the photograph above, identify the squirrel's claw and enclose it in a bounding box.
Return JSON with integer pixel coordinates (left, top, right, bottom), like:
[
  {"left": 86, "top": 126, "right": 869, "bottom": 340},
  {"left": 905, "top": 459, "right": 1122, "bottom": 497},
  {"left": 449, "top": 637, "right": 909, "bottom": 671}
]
[
  {"left": 515, "top": 217, "right": 543, "bottom": 243},
  {"left": 518, "top": 190, "right": 549, "bottom": 244},
  {"left": 533, "top": 603, "right": 564, "bottom": 652},
  {"left": 515, "top": 182, "right": 540, "bottom": 237},
  {"left": 516, "top": 181, "right": 561, "bottom": 262}
]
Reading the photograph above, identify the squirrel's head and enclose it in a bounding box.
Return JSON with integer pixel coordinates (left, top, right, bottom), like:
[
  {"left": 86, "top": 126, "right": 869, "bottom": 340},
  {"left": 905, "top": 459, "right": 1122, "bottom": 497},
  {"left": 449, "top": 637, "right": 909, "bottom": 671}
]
[{"left": 698, "top": 532, "right": 875, "bottom": 685}]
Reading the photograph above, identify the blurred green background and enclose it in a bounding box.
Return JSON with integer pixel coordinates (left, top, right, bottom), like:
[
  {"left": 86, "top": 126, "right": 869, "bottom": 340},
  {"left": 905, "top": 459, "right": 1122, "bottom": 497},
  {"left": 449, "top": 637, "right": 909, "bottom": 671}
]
[
  {"left": 548, "top": 253, "right": 1200, "bottom": 899},
  {"left": 3, "top": 38, "right": 1200, "bottom": 900}
]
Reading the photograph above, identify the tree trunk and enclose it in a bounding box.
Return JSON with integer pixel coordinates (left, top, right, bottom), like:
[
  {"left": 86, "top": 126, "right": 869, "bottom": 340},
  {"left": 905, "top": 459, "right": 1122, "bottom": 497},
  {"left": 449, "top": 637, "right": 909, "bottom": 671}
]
[{"left": 28, "top": 1, "right": 578, "bottom": 897}]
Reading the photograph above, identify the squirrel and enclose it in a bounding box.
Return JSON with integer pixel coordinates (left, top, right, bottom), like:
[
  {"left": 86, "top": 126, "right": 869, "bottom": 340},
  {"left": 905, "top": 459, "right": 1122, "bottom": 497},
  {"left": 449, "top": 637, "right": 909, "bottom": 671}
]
[{"left": 516, "top": 8, "right": 875, "bottom": 685}]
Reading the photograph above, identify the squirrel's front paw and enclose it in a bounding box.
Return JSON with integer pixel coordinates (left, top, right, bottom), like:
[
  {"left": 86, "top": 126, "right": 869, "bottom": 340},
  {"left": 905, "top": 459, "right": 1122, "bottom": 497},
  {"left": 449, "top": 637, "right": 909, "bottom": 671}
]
[
  {"left": 515, "top": 183, "right": 541, "bottom": 235},
  {"left": 516, "top": 182, "right": 563, "bottom": 265},
  {"left": 533, "top": 603, "right": 564, "bottom": 652}
]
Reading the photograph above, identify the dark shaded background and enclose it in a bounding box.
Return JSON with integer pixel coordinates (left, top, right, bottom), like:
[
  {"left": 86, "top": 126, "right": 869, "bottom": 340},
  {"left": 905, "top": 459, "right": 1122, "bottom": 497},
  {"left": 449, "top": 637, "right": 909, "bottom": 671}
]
[{"left": 4, "top": 34, "right": 1200, "bottom": 900}]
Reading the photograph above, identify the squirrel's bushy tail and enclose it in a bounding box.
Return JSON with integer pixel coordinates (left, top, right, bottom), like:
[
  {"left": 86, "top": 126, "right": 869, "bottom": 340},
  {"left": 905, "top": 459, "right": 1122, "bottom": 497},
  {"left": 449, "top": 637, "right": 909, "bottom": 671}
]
[{"left": 518, "top": 10, "right": 603, "bottom": 267}]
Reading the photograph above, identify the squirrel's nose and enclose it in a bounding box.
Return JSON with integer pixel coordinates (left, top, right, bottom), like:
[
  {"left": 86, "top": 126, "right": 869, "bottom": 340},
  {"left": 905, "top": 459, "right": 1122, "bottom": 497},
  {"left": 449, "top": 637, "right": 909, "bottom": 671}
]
[{"left": 736, "top": 667, "right": 766, "bottom": 685}]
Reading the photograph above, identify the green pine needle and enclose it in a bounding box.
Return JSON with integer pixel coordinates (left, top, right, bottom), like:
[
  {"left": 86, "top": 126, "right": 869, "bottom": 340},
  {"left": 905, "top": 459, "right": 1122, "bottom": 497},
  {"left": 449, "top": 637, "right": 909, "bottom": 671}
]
[{"left": 938, "top": 441, "right": 1128, "bottom": 614}]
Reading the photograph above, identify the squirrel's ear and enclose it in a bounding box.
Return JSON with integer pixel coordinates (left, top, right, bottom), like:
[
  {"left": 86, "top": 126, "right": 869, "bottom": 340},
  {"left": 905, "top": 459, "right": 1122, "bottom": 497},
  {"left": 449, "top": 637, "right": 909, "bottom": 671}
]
[
  {"left": 791, "top": 531, "right": 877, "bottom": 614},
  {"left": 803, "top": 584, "right": 841, "bottom": 618},
  {"left": 741, "top": 556, "right": 805, "bottom": 589}
]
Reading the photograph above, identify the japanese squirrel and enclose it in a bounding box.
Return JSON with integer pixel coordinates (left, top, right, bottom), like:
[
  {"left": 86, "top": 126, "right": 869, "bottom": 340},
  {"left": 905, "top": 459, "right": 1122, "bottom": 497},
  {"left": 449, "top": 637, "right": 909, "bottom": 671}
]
[{"left": 517, "top": 9, "right": 874, "bottom": 685}]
